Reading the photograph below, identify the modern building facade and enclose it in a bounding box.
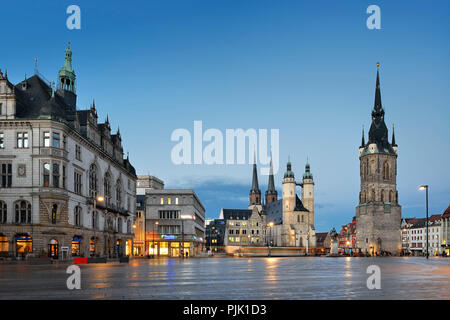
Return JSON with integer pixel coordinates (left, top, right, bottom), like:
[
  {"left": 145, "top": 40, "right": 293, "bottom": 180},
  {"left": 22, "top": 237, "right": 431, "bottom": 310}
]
[
  {"left": 355, "top": 64, "right": 402, "bottom": 255},
  {"left": 145, "top": 189, "right": 205, "bottom": 257},
  {"left": 205, "top": 218, "right": 226, "bottom": 252},
  {"left": 0, "top": 43, "right": 137, "bottom": 259}
]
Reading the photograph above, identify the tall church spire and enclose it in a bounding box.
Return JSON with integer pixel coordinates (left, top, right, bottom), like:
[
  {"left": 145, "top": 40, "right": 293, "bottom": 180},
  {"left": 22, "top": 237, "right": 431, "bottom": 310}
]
[
  {"left": 249, "top": 151, "right": 261, "bottom": 205},
  {"left": 265, "top": 153, "right": 278, "bottom": 204}
]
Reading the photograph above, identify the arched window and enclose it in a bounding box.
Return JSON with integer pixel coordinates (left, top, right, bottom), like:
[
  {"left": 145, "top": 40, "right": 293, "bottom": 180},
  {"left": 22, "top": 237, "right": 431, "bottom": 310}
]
[
  {"left": 389, "top": 190, "right": 394, "bottom": 203},
  {"left": 15, "top": 201, "right": 31, "bottom": 224},
  {"left": 116, "top": 180, "right": 122, "bottom": 208},
  {"left": 361, "top": 190, "right": 366, "bottom": 203},
  {"left": 381, "top": 190, "right": 385, "bottom": 202},
  {"left": 361, "top": 162, "right": 367, "bottom": 179},
  {"left": 43, "top": 163, "right": 50, "bottom": 187},
  {"left": 89, "top": 163, "right": 98, "bottom": 198},
  {"left": 103, "top": 172, "right": 111, "bottom": 206},
  {"left": 118, "top": 217, "right": 123, "bottom": 233},
  {"left": 51, "top": 204, "right": 57, "bottom": 224},
  {"left": 0, "top": 201, "right": 6, "bottom": 224},
  {"left": 299, "top": 237, "right": 303, "bottom": 247},
  {"left": 127, "top": 220, "right": 131, "bottom": 234},
  {"left": 383, "top": 161, "right": 390, "bottom": 180},
  {"left": 372, "top": 189, "right": 376, "bottom": 202},
  {"left": 74, "top": 206, "right": 82, "bottom": 227}
]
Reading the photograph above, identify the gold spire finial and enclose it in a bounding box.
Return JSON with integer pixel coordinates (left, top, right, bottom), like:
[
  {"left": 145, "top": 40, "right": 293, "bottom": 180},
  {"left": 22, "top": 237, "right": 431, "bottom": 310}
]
[{"left": 376, "top": 62, "right": 380, "bottom": 68}]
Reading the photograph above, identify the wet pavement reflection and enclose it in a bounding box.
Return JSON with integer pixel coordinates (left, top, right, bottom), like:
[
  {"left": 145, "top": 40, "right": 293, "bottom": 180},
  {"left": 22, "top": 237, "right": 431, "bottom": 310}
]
[{"left": 0, "top": 257, "right": 449, "bottom": 300}]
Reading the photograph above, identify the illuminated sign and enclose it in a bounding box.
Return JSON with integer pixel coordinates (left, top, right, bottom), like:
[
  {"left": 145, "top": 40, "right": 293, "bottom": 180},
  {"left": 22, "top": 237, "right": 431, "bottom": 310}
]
[{"left": 161, "top": 235, "right": 177, "bottom": 240}]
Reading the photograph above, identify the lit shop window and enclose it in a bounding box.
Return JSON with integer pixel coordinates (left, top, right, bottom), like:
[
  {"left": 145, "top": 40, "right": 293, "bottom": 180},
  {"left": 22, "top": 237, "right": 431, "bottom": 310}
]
[{"left": 168, "top": 198, "right": 171, "bottom": 205}]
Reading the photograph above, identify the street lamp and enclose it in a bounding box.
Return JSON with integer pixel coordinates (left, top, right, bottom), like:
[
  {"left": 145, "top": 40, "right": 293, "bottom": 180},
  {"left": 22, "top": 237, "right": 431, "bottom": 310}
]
[
  {"left": 180, "top": 214, "right": 195, "bottom": 258},
  {"left": 93, "top": 195, "right": 104, "bottom": 257},
  {"left": 153, "top": 221, "right": 159, "bottom": 256},
  {"left": 418, "top": 185, "right": 429, "bottom": 259},
  {"left": 267, "top": 221, "right": 274, "bottom": 257}
]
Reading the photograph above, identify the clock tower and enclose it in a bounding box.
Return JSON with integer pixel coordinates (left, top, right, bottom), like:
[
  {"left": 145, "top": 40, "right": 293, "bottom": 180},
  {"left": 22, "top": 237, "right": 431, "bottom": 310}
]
[{"left": 356, "top": 63, "right": 401, "bottom": 256}]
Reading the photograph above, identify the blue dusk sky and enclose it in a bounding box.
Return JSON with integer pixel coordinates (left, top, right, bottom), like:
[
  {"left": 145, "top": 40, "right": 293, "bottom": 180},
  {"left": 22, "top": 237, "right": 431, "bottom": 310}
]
[{"left": 1, "top": 0, "right": 449, "bottom": 231}]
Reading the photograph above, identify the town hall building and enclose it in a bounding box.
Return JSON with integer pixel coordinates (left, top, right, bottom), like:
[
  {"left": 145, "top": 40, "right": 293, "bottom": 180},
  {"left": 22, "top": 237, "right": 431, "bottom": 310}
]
[{"left": 0, "top": 43, "right": 137, "bottom": 260}]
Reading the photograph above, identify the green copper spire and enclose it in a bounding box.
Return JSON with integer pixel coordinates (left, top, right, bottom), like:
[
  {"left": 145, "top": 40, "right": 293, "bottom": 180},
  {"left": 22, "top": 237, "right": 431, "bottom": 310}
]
[{"left": 57, "top": 41, "right": 76, "bottom": 93}]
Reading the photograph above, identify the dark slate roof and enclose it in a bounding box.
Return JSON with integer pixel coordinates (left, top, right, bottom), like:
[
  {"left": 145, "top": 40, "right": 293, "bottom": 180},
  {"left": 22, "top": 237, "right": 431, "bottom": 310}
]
[
  {"left": 265, "top": 199, "right": 282, "bottom": 225},
  {"left": 294, "top": 194, "right": 309, "bottom": 212},
  {"left": 411, "top": 218, "right": 427, "bottom": 229},
  {"left": 442, "top": 205, "right": 450, "bottom": 218},
  {"left": 316, "top": 232, "right": 328, "bottom": 243},
  {"left": 9, "top": 74, "right": 136, "bottom": 178},
  {"left": 14, "top": 75, "right": 72, "bottom": 121},
  {"left": 222, "top": 209, "right": 252, "bottom": 220},
  {"left": 136, "top": 195, "right": 145, "bottom": 211}
]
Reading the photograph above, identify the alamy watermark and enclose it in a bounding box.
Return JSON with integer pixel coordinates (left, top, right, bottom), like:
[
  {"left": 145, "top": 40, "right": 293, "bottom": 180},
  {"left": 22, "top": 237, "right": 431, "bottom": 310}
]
[
  {"left": 66, "top": 265, "right": 81, "bottom": 290},
  {"left": 366, "top": 265, "right": 381, "bottom": 290},
  {"left": 171, "top": 121, "right": 279, "bottom": 175},
  {"left": 66, "top": 5, "right": 81, "bottom": 30}
]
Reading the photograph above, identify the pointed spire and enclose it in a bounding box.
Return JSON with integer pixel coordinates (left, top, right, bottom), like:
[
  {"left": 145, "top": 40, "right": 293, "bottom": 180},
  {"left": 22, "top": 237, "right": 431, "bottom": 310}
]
[
  {"left": 105, "top": 114, "right": 109, "bottom": 124},
  {"left": 117, "top": 126, "right": 121, "bottom": 135},
  {"left": 361, "top": 125, "right": 365, "bottom": 147},
  {"left": 392, "top": 123, "right": 397, "bottom": 146},
  {"left": 266, "top": 153, "right": 276, "bottom": 194},
  {"left": 250, "top": 153, "right": 260, "bottom": 194},
  {"left": 374, "top": 62, "right": 383, "bottom": 112},
  {"left": 368, "top": 63, "right": 389, "bottom": 146}
]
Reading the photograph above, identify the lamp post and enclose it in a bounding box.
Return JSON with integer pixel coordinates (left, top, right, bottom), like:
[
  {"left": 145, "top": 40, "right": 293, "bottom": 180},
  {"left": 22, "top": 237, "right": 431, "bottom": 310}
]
[
  {"left": 93, "top": 195, "right": 104, "bottom": 257},
  {"left": 180, "top": 214, "right": 195, "bottom": 258},
  {"left": 153, "top": 221, "right": 159, "bottom": 256},
  {"left": 267, "top": 221, "right": 274, "bottom": 257},
  {"left": 418, "top": 185, "right": 429, "bottom": 259}
]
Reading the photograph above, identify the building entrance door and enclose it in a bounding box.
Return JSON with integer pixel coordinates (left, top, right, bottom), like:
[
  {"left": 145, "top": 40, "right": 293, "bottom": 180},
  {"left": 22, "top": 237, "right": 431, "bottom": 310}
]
[{"left": 48, "top": 239, "right": 59, "bottom": 259}]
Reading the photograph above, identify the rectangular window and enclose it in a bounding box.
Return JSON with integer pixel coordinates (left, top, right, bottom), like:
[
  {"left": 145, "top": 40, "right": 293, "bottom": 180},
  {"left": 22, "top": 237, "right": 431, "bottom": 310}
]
[
  {"left": 63, "top": 135, "right": 67, "bottom": 150},
  {"left": 168, "top": 198, "right": 171, "bottom": 205},
  {"left": 52, "top": 132, "right": 60, "bottom": 148},
  {"left": 0, "top": 103, "right": 2, "bottom": 115},
  {"left": 52, "top": 163, "right": 60, "bottom": 188},
  {"left": 175, "top": 197, "right": 179, "bottom": 205},
  {"left": 74, "top": 172, "right": 82, "bottom": 195},
  {"left": 0, "top": 132, "right": 4, "bottom": 148},
  {"left": 43, "top": 163, "right": 50, "bottom": 187},
  {"left": 75, "top": 145, "right": 81, "bottom": 160},
  {"left": 62, "top": 165, "right": 66, "bottom": 189},
  {"left": 160, "top": 197, "right": 164, "bottom": 205},
  {"left": 17, "top": 132, "right": 29, "bottom": 148},
  {"left": 1, "top": 163, "right": 12, "bottom": 188},
  {"left": 43, "top": 132, "right": 50, "bottom": 147}
]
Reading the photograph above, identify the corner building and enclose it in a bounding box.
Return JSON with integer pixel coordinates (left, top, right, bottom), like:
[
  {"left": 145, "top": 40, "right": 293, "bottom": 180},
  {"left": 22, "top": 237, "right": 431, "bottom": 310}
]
[
  {"left": 0, "top": 43, "right": 137, "bottom": 259},
  {"left": 356, "top": 64, "right": 401, "bottom": 255}
]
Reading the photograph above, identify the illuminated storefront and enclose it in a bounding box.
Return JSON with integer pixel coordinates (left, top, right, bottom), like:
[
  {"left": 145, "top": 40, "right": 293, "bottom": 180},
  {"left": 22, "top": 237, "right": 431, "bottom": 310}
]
[
  {"left": 15, "top": 234, "right": 32, "bottom": 257},
  {"left": 72, "top": 236, "right": 82, "bottom": 256},
  {"left": 0, "top": 235, "right": 8, "bottom": 256}
]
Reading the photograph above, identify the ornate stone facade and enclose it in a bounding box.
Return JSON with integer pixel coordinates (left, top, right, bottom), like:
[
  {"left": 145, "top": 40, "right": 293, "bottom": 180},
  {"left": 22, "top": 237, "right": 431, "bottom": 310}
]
[
  {"left": 355, "top": 64, "right": 402, "bottom": 255},
  {"left": 0, "top": 44, "right": 136, "bottom": 259}
]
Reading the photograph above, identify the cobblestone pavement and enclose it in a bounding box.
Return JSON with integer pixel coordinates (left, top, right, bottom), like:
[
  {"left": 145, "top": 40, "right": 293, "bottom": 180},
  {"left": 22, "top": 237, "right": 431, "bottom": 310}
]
[{"left": 0, "top": 257, "right": 449, "bottom": 299}]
